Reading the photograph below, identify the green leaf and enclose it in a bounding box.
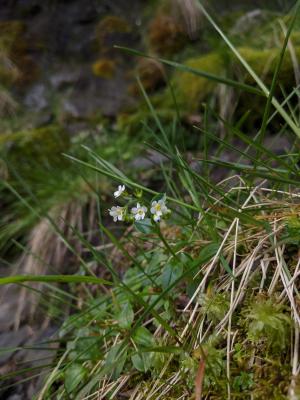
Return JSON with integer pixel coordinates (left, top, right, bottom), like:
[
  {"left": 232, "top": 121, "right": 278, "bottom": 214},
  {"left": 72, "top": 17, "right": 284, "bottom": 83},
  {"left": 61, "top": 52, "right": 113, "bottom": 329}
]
[
  {"left": 151, "top": 193, "right": 166, "bottom": 203},
  {"left": 0, "top": 274, "right": 112, "bottom": 286},
  {"left": 134, "top": 218, "right": 153, "bottom": 234},
  {"left": 132, "top": 326, "right": 154, "bottom": 347},
  {"left": 131, "top": 352, "right": 153, "bottom": 372},
  {"left": 67, "top": 329, "right": 102, "bottom": 361},
  {"left": 161, "top": 262, "right": 183, "bottom": 291},
  {"left": 64, "top": 364, "right": 87, "bottom": 393},
  {"left": 105, "top": 343, "right": 127, "bottom": 380},
  {"left": 198, "top": 243, "right": 220, "bottom": 262},
  {"left": 116, "top": 302, "right": 134, "bottom": 329}
]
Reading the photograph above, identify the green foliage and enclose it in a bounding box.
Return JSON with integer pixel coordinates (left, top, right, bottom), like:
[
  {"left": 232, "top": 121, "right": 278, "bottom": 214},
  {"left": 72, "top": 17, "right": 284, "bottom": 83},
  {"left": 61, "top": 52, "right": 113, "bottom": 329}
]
[
  {"left": 232, "top": 371, "right": 254, "bottom": 392},
  {"left": 193, "top": 336, "right": 226, "bottom": 391},
  {"left": 283, "top": 216, "right": 300, "bottom": 245},
  {"left": 64, "top": 364, "right": 88, "bottom": 394}
]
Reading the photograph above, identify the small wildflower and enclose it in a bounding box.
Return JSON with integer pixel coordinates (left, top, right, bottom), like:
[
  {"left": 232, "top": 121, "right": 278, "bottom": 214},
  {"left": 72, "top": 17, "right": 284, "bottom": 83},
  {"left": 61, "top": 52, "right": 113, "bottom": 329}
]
[
  {"left": 131, "top": 203, "right": 147, "bottom": 221},
  {"left": 153, "top": 213, "right": 161, "bottom": 222},
  {"left": 114, "top": 184, "right": 125, "bottom": 198},
  {"left": 150, "top": 197, "right": 169, "bottom": 221},
  {"left": 109, "top": 206, "right": 125, "bottom": 222}
]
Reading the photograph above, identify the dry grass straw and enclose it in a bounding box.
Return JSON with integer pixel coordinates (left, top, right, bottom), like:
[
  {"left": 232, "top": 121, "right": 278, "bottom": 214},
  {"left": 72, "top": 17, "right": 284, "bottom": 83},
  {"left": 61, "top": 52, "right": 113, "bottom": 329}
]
[{"left": 14, "top": 196, "right": 99, "bottom": 330}]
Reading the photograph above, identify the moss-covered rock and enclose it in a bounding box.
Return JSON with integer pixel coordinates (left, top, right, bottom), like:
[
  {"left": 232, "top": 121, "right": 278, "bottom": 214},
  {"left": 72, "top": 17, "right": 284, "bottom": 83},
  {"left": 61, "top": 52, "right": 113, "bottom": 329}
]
[
  {"left": 0, "top": 20, "right": 38, "bottom": 86},
  {"left": 156, "top": 43, "right": 300, "bottom": 115},
  {"left": 0, "top": 125, "right": 70, "bottom": 168},
  {"left": 237, "top": 45, "right": 300, "bottom": 84},
  {"left": 170, "top": 52, "right": 226, "bottom": 111}
]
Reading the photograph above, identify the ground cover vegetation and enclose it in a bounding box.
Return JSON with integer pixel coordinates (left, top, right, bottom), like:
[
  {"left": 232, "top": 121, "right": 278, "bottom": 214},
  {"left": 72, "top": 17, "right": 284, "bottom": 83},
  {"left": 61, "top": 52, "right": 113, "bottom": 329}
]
[{"left": 0, "top": 1, "right": 300, "bottom": 399}]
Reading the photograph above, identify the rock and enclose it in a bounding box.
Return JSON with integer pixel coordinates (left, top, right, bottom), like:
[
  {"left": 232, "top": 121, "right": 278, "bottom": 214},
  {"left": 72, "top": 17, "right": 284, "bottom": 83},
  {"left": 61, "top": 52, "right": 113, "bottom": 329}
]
[
  {"left": 264, "top": 135, "right": 291, "bottom": 155},
  {"left": 0, "top": 285, "right": 30, "bottom": 331},
  {"left": 130, "top": 150, "right": 168, "bottom": 169},
  {"left": 230, "top": 9, "right": 268, "bottom": 35},
  {"left": 24, "top": 84, "right": 49, "bottom": 111},
  {"left": 7, "top": 395, "right": 22, "bottom": 400},
  {"left": 49, "top": 68, "right": 81, "bottom": 90},
  {"left": 60, "top": 65, "right": 134, "bottom": 119},
  {"left": 0, "top": 325, "right": 33, "bottom": 364}
]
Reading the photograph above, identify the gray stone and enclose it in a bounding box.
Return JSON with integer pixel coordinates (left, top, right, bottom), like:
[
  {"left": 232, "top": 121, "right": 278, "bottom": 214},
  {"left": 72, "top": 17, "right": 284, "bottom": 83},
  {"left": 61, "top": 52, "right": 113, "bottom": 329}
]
[
  {"left": 24, "top": 84, "right": 49, "bottom": 112},
  {"left": 230, "top": 9, "right": 268, "bottom": 35},
  {"left": 0, "top": 285, "right": 30, "bottom": 332},
  {"left": 49, "top": 68, "right": 81, "bottom": 90},
  {"left": 130, "top": 150, "right": 168, "bottom": 169},
  {"left": 7, "top": 395, "right": 23, "bottom": 400},
  {"left": 0, "top": 325, "right": 33, "bottom": 364}
]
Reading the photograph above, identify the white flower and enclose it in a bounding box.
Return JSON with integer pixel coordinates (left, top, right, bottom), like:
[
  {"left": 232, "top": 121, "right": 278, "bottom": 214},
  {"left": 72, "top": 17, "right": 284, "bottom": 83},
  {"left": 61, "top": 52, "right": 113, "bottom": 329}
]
[
  {"left": 114, "top": 184, "right": 125, "bottom": 198},
  {"left": 131, "top": 203, "right": 147, "bottom": 221},
  {"left": 153, "top": 213, "right": 161, "bottom": 222},
  {"left": 150, "top": 198, "right": 169, "bottom": 221},
  {"left": 109, "top": 206, "right": 125, "bottom": 222}
]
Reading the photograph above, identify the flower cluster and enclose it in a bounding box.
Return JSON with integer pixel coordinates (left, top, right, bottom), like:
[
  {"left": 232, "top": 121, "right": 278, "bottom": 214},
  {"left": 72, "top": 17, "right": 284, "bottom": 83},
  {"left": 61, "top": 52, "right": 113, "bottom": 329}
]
[{"left": 108, "top": 185, "right": 170, "bottom": 224}]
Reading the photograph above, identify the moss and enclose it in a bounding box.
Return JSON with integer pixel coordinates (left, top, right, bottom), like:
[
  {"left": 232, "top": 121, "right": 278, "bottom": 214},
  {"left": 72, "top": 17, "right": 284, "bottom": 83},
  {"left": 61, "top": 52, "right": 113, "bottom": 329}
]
[
  {"left": 238, "top": 46, "right": 300, "bottom": 84},
  {"left": 0, "top": 125, "right": 70, "bottom": 169},
  {"left": 147, "top": 14, "right": 187, "bottom": 57},
  {"left": 245, "top": 296, "right": 291, "bottom": 352},
  {"left": 253, "top": 360, "right": 290, "bottom": 399},
  {"left": 130, "top": 58, "right": 165, "bottom": 94},
  {"left": 156, "top": 42, "right": 300, "bottom": 115},
  {"left": 117, "top": 108, "right": 174, "bottom": 135},
  {"left": 0, "top": 62, "right": 19, "bottom": 85},
  {"left": 92, "top": 59, "right": 117, "bottom": 78},
  {"left": 96, "top": 15, "right": 131, "bottom": 36},
  {"left": 170, "top": 52, "right": 225, "bottom": 111},
  {"left": 199, "top": 290, "right": 230, "bottom": 323},
  {"left": 0, "top": 20, "right": 38, "bottom": 86},
  {"left": 0, "top": 20, "right": 25, "bottom": 52},
  {"left": 95, "top": 15, "right": 131, "bottom": 52}
]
